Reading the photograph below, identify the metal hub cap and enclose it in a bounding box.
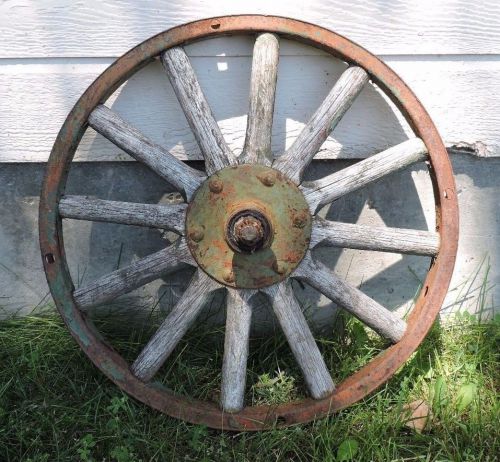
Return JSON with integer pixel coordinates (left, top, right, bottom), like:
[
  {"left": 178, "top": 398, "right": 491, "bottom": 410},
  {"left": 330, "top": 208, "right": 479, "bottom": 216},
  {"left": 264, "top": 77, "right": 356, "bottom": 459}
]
[{"left": 186, "top": 164, "right": 312, "bottom": 288}]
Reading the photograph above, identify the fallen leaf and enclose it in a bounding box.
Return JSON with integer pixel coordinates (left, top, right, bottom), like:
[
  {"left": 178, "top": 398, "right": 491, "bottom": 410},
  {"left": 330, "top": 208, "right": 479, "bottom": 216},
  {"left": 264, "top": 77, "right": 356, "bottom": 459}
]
[
  {"left": 337, "top": 438, "right": 359, "bottom": 461},
  {"left": 456, "top": 383, "right": 477, "bottom": 412}
]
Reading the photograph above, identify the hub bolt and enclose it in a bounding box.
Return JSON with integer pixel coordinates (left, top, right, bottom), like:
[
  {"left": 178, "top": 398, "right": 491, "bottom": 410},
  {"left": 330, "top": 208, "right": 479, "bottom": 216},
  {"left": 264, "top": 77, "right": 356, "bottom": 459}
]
[
  {"left": 189, "top": 228, "right": 204, "bottom": 242},
  {"left": 273, "top": 260, "right": 287, "bottom": 275},
  {"left": 209, "top": 179, "right": 223, "bottom": 193},
  {"left": 293, "top": 212, "right": 308, "bottom": 229},
  {"left": 223, "top": 270, "right": 235, "bottom": 284},
  {"left": 259, "top": 172, "right": 276, "bottom": 187}
]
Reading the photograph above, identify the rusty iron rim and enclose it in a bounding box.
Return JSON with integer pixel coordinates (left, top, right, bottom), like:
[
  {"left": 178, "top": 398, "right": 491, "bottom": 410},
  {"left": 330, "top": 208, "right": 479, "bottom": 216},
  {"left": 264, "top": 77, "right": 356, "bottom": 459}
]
[{"left": 39, "top": 15, "right": 458, "bottom": 431}]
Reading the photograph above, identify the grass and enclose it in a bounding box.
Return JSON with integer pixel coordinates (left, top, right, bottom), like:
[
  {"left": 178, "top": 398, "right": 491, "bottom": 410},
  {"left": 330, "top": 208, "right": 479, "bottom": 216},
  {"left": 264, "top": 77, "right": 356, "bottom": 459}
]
[{"left": 0, "top": 308, "right": 498, "bottom": 461}]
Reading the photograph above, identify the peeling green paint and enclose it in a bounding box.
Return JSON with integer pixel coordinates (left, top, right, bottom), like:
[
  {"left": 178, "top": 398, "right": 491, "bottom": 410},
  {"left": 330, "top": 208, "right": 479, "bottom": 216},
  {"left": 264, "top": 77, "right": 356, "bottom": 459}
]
[{"left": 186, "top": 165, "right": 311, "bottom": 288}]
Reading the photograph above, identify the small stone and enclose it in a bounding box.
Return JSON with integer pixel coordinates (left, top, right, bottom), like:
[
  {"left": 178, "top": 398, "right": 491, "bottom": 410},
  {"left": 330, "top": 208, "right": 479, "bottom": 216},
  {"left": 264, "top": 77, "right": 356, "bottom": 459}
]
[{"left": 402, "top": 399, "right": 431, "bottom": 433}]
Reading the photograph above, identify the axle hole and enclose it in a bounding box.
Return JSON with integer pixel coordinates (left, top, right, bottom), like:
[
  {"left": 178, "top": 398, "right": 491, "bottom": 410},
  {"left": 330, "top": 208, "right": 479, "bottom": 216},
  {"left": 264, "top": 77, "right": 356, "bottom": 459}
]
[
  {"left": 44, "top": 253, "right": 55, "bottom": 264},
  {"left": 211, "top": 22, "right": 221, "bottom": 30}
]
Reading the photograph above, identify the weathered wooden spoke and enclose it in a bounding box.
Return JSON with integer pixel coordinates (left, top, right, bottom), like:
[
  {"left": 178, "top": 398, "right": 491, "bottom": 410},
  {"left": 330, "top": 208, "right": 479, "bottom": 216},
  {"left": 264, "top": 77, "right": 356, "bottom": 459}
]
[
  {"left": 73, "top": 239, "right": 194, "bottom": 310},
  {"left": 131, "top": 270, "right": 221, "bottom": 382},
  {"left": 311, "top": 216, "right": 439, "bottom": 256},
  {"left": 263, "top": 282, "right": 335, "bottom": 399},
  {"left": 241, "top": 33, "right": 280, "bottom": 165},
  {"left": 161, "top": 47, "right": 237, "bottom": 175},
  {"left": 220, "top": 289, "right": 255, "bottom": 413},
  {"left": 295, "top": 254, "right": 407, "bottom": 343},
  {"left": 59, "top": 196, "right": 186, "bottom": 234},
  {"left": 303, "top": 138, "right": 428, "bottom": 212},
  {"left": 273, "top": 66, "right": 368, "bottom": 183},
  {"left": 88, "top": 105, "right": 203, "bottom": 200}
]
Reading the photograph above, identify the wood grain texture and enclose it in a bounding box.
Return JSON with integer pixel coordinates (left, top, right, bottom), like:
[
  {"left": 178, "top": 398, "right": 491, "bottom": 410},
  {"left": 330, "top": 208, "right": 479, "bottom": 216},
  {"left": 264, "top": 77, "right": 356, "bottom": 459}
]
[
  {"left": 2, "top": 57, "right": 499, "bottom": 163},
  {"left": 294, "top": 254, "right": 407, "bottom": 342},
  {"left": 220, "top": 289, "right": 255, "bottom": 413},
  {"left": 88, "top": 105, "right": 204, "bottom": 199},
  {"left": 59, "top": 196, "right": 186, "bottom": 234},
  {"left": 241, "top": 33, "right": 280, "bottom": 165},
  {"left": 1, "top": 1, "right": 499, "bottom": 57},
  {"left": 263, "top": 282, "right": 335, "bottom": 399},
  {"left": 311, "top": 216, "right": 439, "bottom": 256},
  {"left": 131, "top": 270, "right": 221, "bottom": 381},
  {"left": 74, "top": 238, "right": 194, "bottom": 310},
  {"left": 303, "top": 138, "right": 428, "bottom": 212},
  {"left": 273, "top": 67, "right": 368, "bottom": 182},
  {"left": 161, "top": 47, "right": 237, "bottom": 175}
]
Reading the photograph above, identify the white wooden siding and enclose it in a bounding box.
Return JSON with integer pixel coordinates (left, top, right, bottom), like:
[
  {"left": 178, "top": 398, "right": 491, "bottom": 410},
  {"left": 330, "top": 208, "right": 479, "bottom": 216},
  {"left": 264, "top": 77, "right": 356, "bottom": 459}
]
[
  {"left": 1, "top": 0, "right": 499, "bottom": 57},
  {"left": 1, "top": 54, "right": 499, "bottom": 161},
  {"left": 1, "top": 1, "right": 500, "bottom": 162}
]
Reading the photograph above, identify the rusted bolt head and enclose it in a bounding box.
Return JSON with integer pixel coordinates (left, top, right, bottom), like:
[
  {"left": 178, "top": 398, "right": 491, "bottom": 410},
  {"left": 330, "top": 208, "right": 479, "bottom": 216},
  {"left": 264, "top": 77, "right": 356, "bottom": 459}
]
[
  {"left": 226, "top": 210, "right": 271, "bottom": 253},
  {"left": 189, "top": 228, "right": 204, "bottom": 242},
  {"left": 223, "top": 270, "right": 235, "bottom": 284},
  {"left": 273, "top": 260, "right": 287, "bottom": 275},
  {"left": 293, "top": 212, "right": 308, "bottom": 229},
  {"left": 208, "top": 179, "right": 223, "bottom": 193},
  {"left": 259, "top": 172, "right": 276, "bottom": 187},
  {"left": 234, "top": 216, "right": 264, "bottom": 248}
]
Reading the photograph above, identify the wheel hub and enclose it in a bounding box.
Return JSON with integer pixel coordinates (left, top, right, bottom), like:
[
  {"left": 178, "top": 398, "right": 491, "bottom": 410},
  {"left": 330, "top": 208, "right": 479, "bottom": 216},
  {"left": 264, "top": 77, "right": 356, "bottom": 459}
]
[{"left": 185, "top": 164, "right": 312, "bottom": 288}]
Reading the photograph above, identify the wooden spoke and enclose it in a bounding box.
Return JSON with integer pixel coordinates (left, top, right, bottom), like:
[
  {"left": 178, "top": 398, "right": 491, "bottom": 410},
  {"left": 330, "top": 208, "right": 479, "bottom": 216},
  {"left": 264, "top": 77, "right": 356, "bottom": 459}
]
[
  {"left": 273, "top": 66, "right": 368, "bottom": 183},
  {"left": 302, "top": 138, "right": 428, "bottom": 212},
  {"left": 88, "top": 105, "right": 204, "bottom": 200},
  {"left": 161, "top": 47, "right": 237, "bottom": 175},
  {"left": 295, "top": 254, "right": 407, "bottom": 343},
  {"left": 311, "top": 216, "right": 439, "bottom": 256},
  {"left": 59, "top": 196, "right": 186, "bottom": 234},
  {"left": 241, "top": 33, "right": 280, "bottom": 165},
  {"left": 131, "top": 270, "right": 220, "bottom": 381},
  {"left": 263, "top": 282, "right": 335, "bottom": 399},
  {"left": 220, "top": 289, "right": 255, "bottom": 413},
  {"left": 74, "top": 239, "right": 194, "bottom": 310}
]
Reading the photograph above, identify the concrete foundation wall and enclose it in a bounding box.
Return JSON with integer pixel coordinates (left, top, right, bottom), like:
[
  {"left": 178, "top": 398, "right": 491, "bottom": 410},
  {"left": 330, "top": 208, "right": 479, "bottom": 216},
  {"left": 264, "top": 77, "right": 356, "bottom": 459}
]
[{"left": 1, "top": 155, "right": 497, "bottom": 325}]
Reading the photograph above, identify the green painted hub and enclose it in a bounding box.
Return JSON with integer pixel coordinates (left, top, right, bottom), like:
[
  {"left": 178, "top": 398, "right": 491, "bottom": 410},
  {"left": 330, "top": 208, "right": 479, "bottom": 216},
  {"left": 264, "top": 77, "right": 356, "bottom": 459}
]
[{"left": 185, "top": 164, "right": 312, "bottom": 288}]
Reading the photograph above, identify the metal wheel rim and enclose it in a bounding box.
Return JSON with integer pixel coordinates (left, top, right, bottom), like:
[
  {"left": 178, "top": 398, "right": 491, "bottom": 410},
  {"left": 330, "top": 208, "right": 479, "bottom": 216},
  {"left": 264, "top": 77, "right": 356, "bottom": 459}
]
[{"left": 39, "top": 15, "right": 458, "bottom": 431}]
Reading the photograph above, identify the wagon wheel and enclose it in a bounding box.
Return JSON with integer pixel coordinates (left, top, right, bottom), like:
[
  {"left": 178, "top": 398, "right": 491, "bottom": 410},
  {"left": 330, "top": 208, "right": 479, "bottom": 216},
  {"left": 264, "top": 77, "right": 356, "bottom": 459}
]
[{"left": 39, "top": 16, "right": 458, "bottom": 430}]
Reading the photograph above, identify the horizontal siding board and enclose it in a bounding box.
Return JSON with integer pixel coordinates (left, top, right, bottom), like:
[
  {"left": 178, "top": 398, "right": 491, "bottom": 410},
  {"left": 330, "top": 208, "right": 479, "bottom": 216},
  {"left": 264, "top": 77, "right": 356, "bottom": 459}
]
[
  {"left": 0, "top": 0, "right": 499, "bottom": 57},
  {"left": 1, "top": 53, "right": 499, "bottom": 162}
]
